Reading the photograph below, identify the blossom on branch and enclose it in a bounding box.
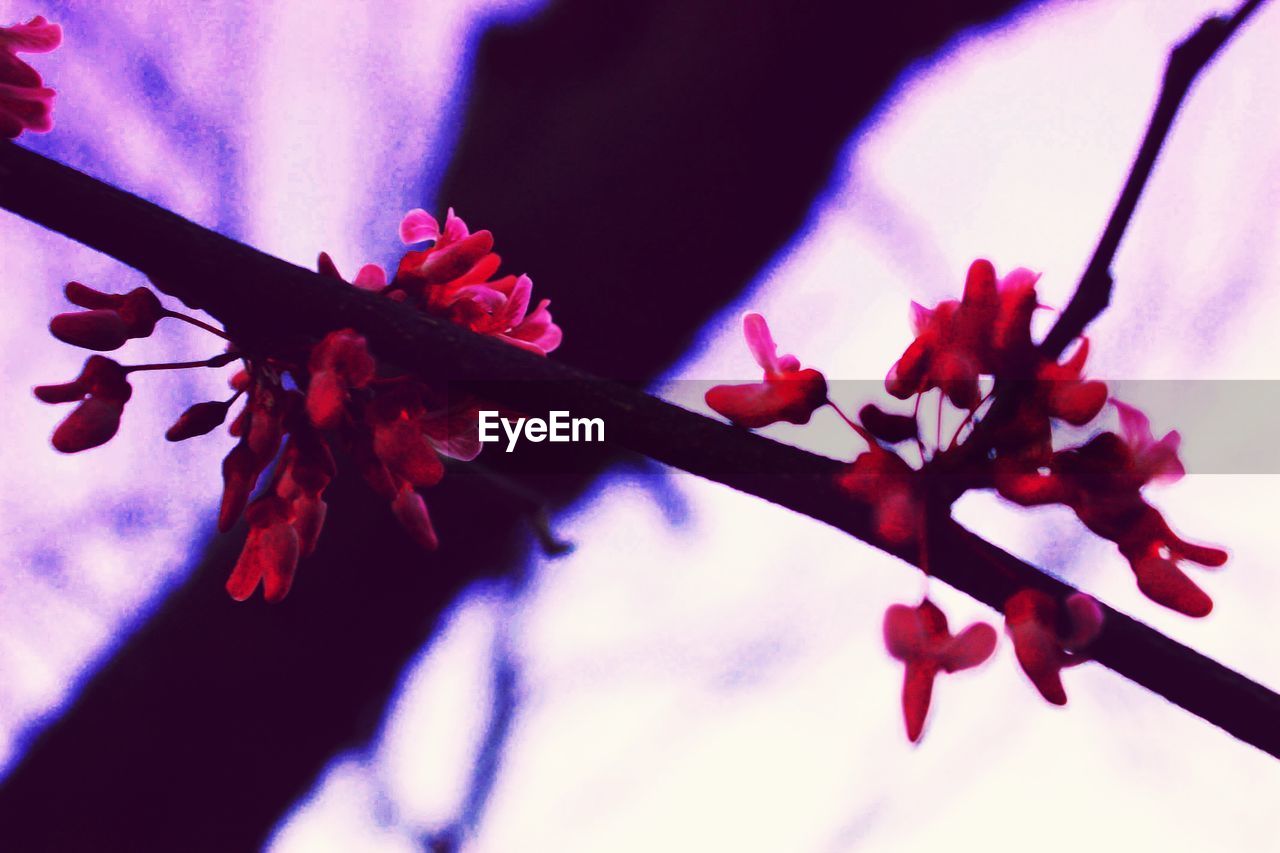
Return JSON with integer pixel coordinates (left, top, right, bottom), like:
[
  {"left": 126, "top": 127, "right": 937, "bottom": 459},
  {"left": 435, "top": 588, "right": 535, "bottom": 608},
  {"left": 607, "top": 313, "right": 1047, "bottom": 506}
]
[
  {"left": 34, "top": 355, "right": 132, "bottom": 452},
  {"left": 884, "top": 599, "right": 996, "bottom": 742},
  {"left": 1004, "top": 589, "right": 1103, "bottom": 705},
  {"left": 396, "top": 209, "right": 562, "bottom": 355},
  {"left": 886, "top": 260, "right": 1039, "bottom": 408},
  {"left": 838, "top": 443, "right": 922, "bottom": 548},
  {"left": 49, "top": 282, "right": 165, "bottom": 351},
  {"left": 35, "top": 209, "right": 560, "bottom": 602},
  {"left": 800, "top": 257, "right": 1228, "bottom": 739},
  {"left": 705, "top": 313, "right": 827, "bottom": 428}
]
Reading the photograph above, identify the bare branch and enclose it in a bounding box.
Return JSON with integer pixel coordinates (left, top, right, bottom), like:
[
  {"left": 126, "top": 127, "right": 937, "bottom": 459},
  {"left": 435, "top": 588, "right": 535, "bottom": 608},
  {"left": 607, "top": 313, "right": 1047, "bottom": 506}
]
[{"left": 1041, "top": 0, "right": 1270, "bottom": 357}]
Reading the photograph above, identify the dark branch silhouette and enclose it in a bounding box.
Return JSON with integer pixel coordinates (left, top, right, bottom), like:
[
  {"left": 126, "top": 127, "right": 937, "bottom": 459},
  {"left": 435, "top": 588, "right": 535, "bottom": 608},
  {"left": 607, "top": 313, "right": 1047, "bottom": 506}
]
[{"left": 1042, "top": 0, "right": 1270, "bottom": 358}]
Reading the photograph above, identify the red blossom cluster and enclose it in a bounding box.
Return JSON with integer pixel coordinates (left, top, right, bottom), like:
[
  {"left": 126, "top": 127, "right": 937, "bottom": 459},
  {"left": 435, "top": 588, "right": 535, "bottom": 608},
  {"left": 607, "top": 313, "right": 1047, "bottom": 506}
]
[
  {"left": 1, "top": 15, "right": 60, "bottom": 139},
  {"left": 706, "top": 259, "right": 1226, "bottom": 741},
  {"left": 36, "top": 209, "right": 560, "bottom": 602}
]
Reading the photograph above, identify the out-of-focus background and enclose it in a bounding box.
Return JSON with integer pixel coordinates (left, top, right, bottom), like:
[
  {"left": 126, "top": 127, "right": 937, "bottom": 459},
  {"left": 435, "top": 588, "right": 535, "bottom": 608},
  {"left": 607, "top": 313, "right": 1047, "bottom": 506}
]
[{"left": 1, "top": 0, "right": 1278, "bottom": 850}]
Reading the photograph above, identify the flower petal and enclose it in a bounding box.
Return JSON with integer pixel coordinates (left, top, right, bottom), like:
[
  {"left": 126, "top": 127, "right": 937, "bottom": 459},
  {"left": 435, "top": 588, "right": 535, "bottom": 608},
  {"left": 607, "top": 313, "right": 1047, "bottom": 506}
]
[
  {"left": 939, "top": 622, "right": 997, "bottom": 672},
  {"left": 399, "top": 208, "right": 441, "bottom": 244},
  {"left": 742, "top": 313, "right": 781, "bottom": 375}
]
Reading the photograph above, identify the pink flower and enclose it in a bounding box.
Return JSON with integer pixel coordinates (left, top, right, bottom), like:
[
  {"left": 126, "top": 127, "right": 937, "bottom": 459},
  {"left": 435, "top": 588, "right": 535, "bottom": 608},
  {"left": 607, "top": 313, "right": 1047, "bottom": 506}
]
[
  {"left": 37, "top": 204, "right": 564, "bottom": 604},
  {"left": 393, "top": 209, "right": 562, "bottom": 355},
  {"left": 33, "top": 355, "right": 132, "bottom": 452},
  {"left": 886, "top": 260, "right": 1041, "bottom": 408},
  {"left": 356, "top": 386, "right": 485, "bottom": 549},
  {"left": 218, "top": 439, "right": 267, "bottom": 532},
  {"left": 884, "top": 599, "right": 997, "bottom": 742},
  {"left": 441, "top": 274, "right": 563, "bottom": 355},
  {"left": 217, "top": 382, "right": 293, "bottom": 533},
  {"left": 1001, "top": 414, "right": 1226, "bottom": 617},
  {"left": 399, "top": 207, "right": 469, "bottom": 248},
  {"left": 705, "top": 313, "right": 827, "bottom": 428},
  {"left": 225, "top": 496, "right": 301, "bottom": 604},
  {"left": 838, "top": 443, "right": 922, "bottom": 547},
  {"left": 371, "top": 416, "right": 446, "bottom": 488},
  {"left": 990, "top": 338, "right": 1109, "bottom": 479},
  {"left": 274, "top": 427, "right": 336, "bottom": 558},
  {"left": 0, "top": 15, "right": 61, "bottom": 139},
  {"left": 1004, "top": 589, "right": 1103, "bottom": 705},
  {"left": 49, "top": 282, "right": 165, "bottom": 351},
  {"left": 1113, "top": 399, "right": 1185, "bottom": 485},
  {"left": 1034, "top": 338, "right": 1109, "bottom": 426},
  {"left": 306, "top": 329, "right": 376, "bottom": 429},
  {"left": 1116, "top": 506, "right": 1226, "bottom": 618}
]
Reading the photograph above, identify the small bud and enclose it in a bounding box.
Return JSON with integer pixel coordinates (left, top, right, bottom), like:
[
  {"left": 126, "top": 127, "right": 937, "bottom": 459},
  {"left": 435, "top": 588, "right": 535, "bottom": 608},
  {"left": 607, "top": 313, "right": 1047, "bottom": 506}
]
[
  {"left": 49, "top": 309, "right": 129, "bottom": 351},
  {"left": 166, "top": 400, "right": 231, "bottom": 441},
  {"left": 52, "top": 397, "right": 124, "bottom": 452},
  {"left": 117, "top": 287, "right": 165, "bottom": 338},
  {"left": 858, "top": 403, "right": 918, "bottom": 443}
]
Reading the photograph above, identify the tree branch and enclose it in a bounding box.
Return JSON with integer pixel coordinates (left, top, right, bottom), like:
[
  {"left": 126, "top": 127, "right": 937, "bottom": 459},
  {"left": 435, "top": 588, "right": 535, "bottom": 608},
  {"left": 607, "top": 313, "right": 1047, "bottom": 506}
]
[
  {"left": 947, "top": 0, "right": 1271, "bottom": 486},
  {"left": 1041, "top": 0, "right": 1269, "bottom": 357},
  {"left": 1, "top": 137, "right": 1277, "bottom": 758}
]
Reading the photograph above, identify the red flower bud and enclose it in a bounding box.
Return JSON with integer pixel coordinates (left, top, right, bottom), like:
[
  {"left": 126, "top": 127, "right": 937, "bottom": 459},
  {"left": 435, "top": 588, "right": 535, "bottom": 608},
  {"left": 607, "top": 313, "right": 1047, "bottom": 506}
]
[
  {"left": 52, "top": 284, "right": 165, "bottom": 348},
  {"left": 858, "top": 404, "right": 918, "bottom": 444},
  {"left": 35, "top": 356, "right": 132, "bottom": 453},
  {"left": 0, "top": 16, "right": 61, "bottom": 139},
  {"left": 49, "top": 309, "right": 129, "bottom": 350},
  {"left": 51, "top": 397, "right": 125, "bottom": 452},
  {"left": 166, "top": 400, "right": 231, "bottom": 441}
]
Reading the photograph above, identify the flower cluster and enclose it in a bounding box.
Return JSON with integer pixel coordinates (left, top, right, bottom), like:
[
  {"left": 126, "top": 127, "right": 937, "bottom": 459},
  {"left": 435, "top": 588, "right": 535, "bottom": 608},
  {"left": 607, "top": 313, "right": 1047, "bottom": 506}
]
[
  {"left": 1, "top": 15, "right": 61, "bottom": 139},
  {"left": 37, "top": 209, "right": 560, "bottom": 602},
  {"left": 706, "top": 259, "right": 1226, "bottom": 741}
]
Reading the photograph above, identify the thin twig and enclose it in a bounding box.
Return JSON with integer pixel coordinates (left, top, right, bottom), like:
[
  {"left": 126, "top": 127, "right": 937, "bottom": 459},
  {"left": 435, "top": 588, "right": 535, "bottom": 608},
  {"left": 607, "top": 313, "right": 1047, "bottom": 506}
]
[
  {"left": 1041, "top": 0, "right": 1269, "bottom": 357},
  {"left": 948, "top": 0, "right": 1271, "bottom": 483}
]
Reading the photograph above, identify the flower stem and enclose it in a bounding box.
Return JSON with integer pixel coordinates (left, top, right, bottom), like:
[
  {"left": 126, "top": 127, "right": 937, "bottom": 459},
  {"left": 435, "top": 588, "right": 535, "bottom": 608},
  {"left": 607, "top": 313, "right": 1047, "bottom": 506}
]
[
  {"left": 163, "top": 310, "right": 230, "bottom": 339},
  {"left": 948, "top": 388, "right": 995, "bottom": 450},
  {"left": 826, "top": 398, "right": 860, "bottom": 431},
  {"left": 124, "top": 352, "right": 241, "bottom": 374}
]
